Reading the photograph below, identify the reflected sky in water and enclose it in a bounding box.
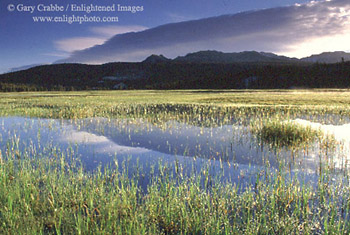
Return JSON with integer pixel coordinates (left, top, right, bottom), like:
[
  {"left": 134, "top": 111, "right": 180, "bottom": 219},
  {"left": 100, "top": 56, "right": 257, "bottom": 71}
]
[{"left": 1, "top": 116, "right": 349, "bottom": 188}]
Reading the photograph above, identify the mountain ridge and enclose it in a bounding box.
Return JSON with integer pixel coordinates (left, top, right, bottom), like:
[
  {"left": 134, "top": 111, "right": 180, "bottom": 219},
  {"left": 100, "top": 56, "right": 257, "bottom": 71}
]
[
  {"left": 301, "top": 51, "right": 350, "bottom": 63},
  {"left": 142, "top": 50, "right": 350, "bottom": 64},
  {"left": 6, "top": 50, "right": 350, "bottom": 75},
  {"left": 172, "top": 50, "right": 298, "bottom": 63}
]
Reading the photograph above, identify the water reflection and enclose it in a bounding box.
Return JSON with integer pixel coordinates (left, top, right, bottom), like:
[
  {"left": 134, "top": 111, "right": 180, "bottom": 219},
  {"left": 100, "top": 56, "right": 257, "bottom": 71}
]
[{"left": 0, "top": 116, "right": 349, "bottom": 188}]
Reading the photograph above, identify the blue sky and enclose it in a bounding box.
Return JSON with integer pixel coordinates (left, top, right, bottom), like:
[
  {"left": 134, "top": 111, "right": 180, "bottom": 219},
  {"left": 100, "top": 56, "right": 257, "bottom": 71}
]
[{"left": 1, "top": 0, "right": 349, "bottom": 73}]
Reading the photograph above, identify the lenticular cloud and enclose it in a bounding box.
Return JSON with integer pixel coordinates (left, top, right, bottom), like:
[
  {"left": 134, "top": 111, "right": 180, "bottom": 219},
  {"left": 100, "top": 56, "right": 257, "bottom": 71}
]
[{"left": 56, "top": 0, "right": 350, "bottom": 64}]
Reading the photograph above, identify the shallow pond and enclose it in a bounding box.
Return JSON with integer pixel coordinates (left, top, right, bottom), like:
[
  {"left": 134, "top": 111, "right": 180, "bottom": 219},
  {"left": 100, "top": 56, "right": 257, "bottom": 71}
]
[{"left": 1, "top": 116, "right": 350, "bottom": 189}]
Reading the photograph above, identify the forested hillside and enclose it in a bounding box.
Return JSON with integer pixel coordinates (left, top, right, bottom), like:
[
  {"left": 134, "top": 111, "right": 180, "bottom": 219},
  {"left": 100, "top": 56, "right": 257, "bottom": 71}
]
[{"left": 1, "top": 60, "right": 350, "bottom": 91}]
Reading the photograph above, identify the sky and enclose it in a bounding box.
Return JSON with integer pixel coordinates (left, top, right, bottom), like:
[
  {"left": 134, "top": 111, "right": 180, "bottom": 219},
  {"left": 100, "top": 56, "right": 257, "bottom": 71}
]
[{"left": 1, "top": 0, "right": 349, "bottom": 73}]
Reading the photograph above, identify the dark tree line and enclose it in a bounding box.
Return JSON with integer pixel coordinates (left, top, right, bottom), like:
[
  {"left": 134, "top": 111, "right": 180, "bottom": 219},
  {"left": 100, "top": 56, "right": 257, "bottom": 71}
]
[{"left": 0, "top": 61, "right": 349, "bottom": 91}]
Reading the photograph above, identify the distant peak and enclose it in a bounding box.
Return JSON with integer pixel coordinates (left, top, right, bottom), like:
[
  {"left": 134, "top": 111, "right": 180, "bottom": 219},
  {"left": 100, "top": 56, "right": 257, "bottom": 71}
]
[
  {"left": 143, "top": 54, "right": 170, "bottom": 63},
  {"left": 301, "top": 51, "right": 350, "bottom": 63}
]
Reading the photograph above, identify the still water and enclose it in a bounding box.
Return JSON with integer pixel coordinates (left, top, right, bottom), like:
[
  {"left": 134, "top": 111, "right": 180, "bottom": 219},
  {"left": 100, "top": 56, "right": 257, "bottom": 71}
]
[{"left": 1, "top": 116, "right": 349, "bottom": 188}]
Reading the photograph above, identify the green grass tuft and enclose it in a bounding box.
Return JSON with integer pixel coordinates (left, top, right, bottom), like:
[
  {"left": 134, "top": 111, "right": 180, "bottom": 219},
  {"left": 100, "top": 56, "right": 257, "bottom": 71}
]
[{"left": 252, "top": 120, "right": 324, "bottom": 148}]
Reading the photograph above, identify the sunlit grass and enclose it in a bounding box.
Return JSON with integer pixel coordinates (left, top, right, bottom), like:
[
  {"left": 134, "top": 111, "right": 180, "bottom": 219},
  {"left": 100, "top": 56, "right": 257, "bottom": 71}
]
[
  {"left": 1, "top": 89, "right": 350, "bottom": 119},
  {"left": 252, "top": 120, "right": 323, "bottom": 148}
]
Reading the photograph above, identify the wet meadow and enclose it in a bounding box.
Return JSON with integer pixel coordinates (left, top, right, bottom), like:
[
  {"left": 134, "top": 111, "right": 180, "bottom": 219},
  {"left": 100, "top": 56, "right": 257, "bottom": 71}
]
[{"left": 1, "top": 89, "right": 350, "bottom": 234}]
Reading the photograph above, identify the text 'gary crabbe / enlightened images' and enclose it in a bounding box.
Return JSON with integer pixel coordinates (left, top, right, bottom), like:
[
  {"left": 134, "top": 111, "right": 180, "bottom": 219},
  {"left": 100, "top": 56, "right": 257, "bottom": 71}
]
[
  {"left": 7, "top": 3, "right": 144, "bottom": 24},
  {"left": 9, "top": 3, "right": 144, "bottom": 14}
]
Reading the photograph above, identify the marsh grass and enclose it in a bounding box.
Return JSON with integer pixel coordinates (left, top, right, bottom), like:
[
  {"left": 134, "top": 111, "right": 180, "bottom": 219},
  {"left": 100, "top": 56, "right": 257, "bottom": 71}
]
[
  {"left": 1, "top": 147, "right": 350, "bottom": 234},
  {"left": 252, "top": 119, "right": 335, "bottom": 150},
  {"left": 1, "top": 90, "right": 350, "bottom": 122}
]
